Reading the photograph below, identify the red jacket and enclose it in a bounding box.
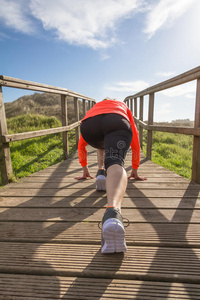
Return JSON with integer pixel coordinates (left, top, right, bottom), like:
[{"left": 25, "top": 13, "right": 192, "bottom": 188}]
[{"left": 78, "top": 100, "right": 140, "bottom": 169}]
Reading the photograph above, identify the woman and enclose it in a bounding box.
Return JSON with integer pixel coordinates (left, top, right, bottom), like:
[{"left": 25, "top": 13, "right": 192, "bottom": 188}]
[{"left": 76, "top": 98, "right": 147, "bottom": 254}]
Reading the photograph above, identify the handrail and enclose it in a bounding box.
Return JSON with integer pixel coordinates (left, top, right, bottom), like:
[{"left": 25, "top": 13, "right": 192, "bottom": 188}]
[
  {"left": 124, "top": 66, "right": 200, "bottom": 99},
  {"left": 124, "top": 66, "right": 200, "bottom": 184},
  {"left": 0, "top": 75, "right": 94, "bottom": 101},
  {"left": 0, "top": 76, "right": 95, "bottom": 185}
]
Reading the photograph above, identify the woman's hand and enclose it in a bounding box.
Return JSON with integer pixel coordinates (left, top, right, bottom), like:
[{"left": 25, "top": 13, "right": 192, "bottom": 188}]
[
  {"left": 128, "top": 168, "right": 147, "bottom": 181},
  {"left": 75, "top": 166, "right": 94, "bottom": 180}
]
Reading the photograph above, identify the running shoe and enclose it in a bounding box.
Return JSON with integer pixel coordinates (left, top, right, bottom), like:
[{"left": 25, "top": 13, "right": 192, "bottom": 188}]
[
  {"left": 96, "top": 169, "right": 106, "bottom": 191},
  {"left": 101, "top": 207, "right": 127, "bottom": 254}
]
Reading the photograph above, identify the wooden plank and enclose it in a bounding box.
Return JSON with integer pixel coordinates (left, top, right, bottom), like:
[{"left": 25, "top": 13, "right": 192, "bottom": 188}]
[
  {"left": 1, "top": 222, "right": 200, "bottom": 247},
  {"left": 0, "top": 242, "right": 200, "bottom": 284},
  {"left": 0, "top": 207, "right": 200, "bottom": 223},
  {"left": 1, "top": 196, "right": 200, "bottom": 209},
  {"left": 0, "top": 187, "right": 199, "bottom": 198},
  {"left": 5, "top": 181, "right": 200, "bottom": 190},
  {"left": 0, "top": 274, "right": 200, "bottom": 300},
  {"left": 19, "top": 176, "right": 190, "bottom": 183}
]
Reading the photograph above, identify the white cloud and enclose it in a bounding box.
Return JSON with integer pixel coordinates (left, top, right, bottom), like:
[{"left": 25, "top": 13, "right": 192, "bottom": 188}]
[
  {"left": 0, "top": 0, "right": 197, "bottom": 49},
  {"left": 28, "top": 0, "right": 142, "bottom": 49},
  {"left": 144, "top": 0, "right": 197, "bottom": 38},
  {"left": 106, "top": 80, "right": 149, "bottom": 92},
  {"left": 0, "top": 0, "right": 34, "bottom": 34},
  {"left": 0, "top": 0, "right": 144, "bottom": 48}
]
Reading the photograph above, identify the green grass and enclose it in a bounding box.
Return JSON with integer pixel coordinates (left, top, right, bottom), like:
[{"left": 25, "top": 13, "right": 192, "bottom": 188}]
[
  {"left": 0, "top": 114, "right": 76, "bottom": 185},
  {"left": 142, "top": 130, "right": 193, "bottom": 179}
]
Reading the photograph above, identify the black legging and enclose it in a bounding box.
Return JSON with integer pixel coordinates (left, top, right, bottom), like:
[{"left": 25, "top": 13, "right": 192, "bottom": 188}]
[{"left": 80, "top": 113, "right": 133, "bottom": 170}]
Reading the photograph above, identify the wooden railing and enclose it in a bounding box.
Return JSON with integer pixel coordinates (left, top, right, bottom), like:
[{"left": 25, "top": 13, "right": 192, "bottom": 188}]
[
  {"left": 0, "top": 76, "right": 95, "bottom": 185},
  {"left": 124, "top": 66, "right": 200, "bottom": 184}
]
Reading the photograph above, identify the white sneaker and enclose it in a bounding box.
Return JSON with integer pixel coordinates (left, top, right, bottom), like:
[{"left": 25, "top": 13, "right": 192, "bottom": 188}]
[
  {"left": 101, "top": 207, "right": 127, "bottom": 254},
  {"left": 96, "top": 169, "right": 106, "bottom": 191}
]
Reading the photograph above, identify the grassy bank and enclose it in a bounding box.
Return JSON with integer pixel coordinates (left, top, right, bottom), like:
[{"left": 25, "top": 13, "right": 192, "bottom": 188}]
[
  {"left": 0, "top": 114, "right": 76, "bottom": 185},
  {"left": 142, "top": 130, "right": 193, "bottom": 179}
]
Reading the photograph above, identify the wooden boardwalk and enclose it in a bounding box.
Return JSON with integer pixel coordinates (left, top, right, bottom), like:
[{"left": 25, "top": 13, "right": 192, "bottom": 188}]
[{"left": 0, "top": 146, "right": 200, "bottom": 299}]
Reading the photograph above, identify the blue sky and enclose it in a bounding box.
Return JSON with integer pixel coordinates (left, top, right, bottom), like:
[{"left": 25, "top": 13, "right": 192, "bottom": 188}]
[{"left": 0, "top": 0, "right": 200, "bottom": 121}]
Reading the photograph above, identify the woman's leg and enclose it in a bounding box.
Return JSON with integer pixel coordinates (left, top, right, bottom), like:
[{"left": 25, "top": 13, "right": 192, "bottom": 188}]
[
  {"left": 106, "top": 164, "right": 127, "bottom": 211},
  {"left": 97, "top": 149, "right": 105, "bottom": 169}
]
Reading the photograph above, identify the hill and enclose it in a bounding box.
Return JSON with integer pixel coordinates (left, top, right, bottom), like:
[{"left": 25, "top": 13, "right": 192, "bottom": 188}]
[
  {"left": 5, "top": 93, "right": 194, "bottom": 127},
  {"left": 5, "top": 92, "right": 84, "bottom": 123}
]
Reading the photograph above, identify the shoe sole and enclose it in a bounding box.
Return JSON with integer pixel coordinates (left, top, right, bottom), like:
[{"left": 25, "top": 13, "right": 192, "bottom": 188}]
[
  {"left": 96, "top": 175, "right": 106, "bottom": 191},
  {"left": 101, "top": 218, "right": 127, "bottom": 254}
]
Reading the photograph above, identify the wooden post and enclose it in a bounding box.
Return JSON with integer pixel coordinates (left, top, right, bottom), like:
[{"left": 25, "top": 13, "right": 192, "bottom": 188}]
[
  {"left": 139, "top": 96, "right": 144, "bottom": 149},
  {"left": 0, "top": 87, "right": 13, "bottom": 185},
  {"left": 61, "top": 95, "right": 69, "bottom": 160},
  {"left": 74, "top": 97, "right": 80, "bottom": 148},
  {"left": 82, "top": 99, "right": 86, "bottom": 117},
  {"left": 130, "top": 98, "right": 133, "bottom": 114},
  {"left": 146, "top": 93, "right": 154, "bottom": 160},
  {"left": 192, "top": 79, "right": 200, "bottom": 183},
  {"left": 134, "top": 98, "right": 137, "bottom": 118}
]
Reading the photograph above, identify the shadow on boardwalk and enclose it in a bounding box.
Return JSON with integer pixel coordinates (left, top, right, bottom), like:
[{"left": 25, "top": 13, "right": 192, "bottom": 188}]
[{"left": 126, "top": 178, "right": 200, "bottom": 299}]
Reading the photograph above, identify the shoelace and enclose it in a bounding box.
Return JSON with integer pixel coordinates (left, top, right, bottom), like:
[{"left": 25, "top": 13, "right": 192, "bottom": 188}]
[{"left": 98, "top": 217, "right": 130, "bottom": 230}]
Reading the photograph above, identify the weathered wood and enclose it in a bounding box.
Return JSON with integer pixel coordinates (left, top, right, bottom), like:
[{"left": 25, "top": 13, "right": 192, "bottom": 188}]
[
  {"left": 82, "top": 99, "right": 86, "bottom": 116},
  {"left": 0, "top": 207, "right": 200, "bottom": 223},
  {"left": 130, "top": 98, "right": 133, "bottom": 113},
  {"left": 124, "top": 67, "right": 200, "bottom": 183},
  {"left": 192, "top": 78, "right": 200, "bottom": 183},
  {"left": 0, "top": 87, "right": 13, "bottom": 185},
  {"left": 74, "top": 97, "right": 80, "bottom": 148},
  {"left": 139, "top": 96, "right": 144, "bottom": 149},
  {"left": 0, "top": 146, "right": 200, "bottom": 298},
  {"left": 1, "top": 222, "right": 200, "bottom": 248},
  {"left": 0, "top": 274, "right": 199, "bottom": 300},
  {"left": 134, "top": 98, "right": 137, "bottom": 118},
  {"left": 146, "top": 93, "right": 154, "bottom": 160},
  {"left": 1, "top": 195, "right": 199, "bottom": 209},
  {"left": 0, "top": 75, "right": 95, "bottom": 186},
  {"left": 0, "top": 75, "right": 95, "bottom": 101},
  {"left": 61, "top": 95, "right": 69, "bottom": 159},
  {"left": 0, "top": 242, "right": 200, "bottom": 284},
  {"left": 1, "top": 186, "right": 199, "bottom": 198},
  {"left": 4, "top": 181, "right": 200, "bottom": 190},
  {"left": 134, "top": 117, "right": 200, "bottom": 136},
  {"left": 1, "top": 121, "right": 81, "bottom": 143}
]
